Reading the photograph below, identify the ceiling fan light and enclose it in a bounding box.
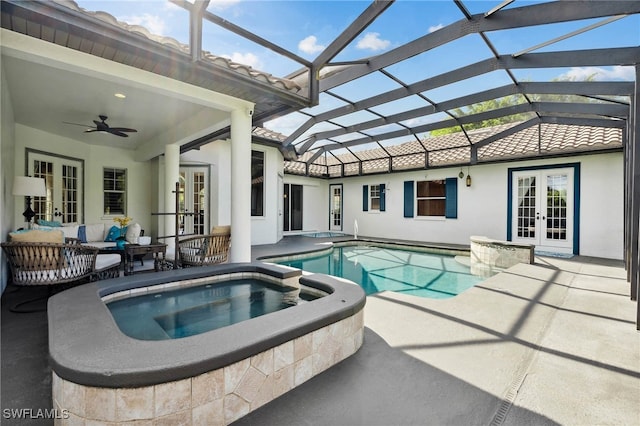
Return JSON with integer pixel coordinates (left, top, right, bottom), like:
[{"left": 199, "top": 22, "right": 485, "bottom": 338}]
[{"left": 114, "top": 93, "right": 126, "bottom": 99}]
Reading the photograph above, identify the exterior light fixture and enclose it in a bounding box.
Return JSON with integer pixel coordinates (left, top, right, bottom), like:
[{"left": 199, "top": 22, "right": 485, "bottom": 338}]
[
  {"left": 466, "top": 173, "right": 472, "bottom": 187},
  {"left": 458, "top": 169, "right": 464, "bottom": 179}
]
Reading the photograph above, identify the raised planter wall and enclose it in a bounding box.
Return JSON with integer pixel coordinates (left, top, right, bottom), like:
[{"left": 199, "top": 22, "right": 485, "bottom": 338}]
[{"left": 470, "top": 236, "right": 534, "bottom": 276}]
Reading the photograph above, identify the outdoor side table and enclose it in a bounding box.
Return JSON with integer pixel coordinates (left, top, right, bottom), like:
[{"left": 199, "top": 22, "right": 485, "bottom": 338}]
[{"left": 124, "top": 243, "right": 167, "bottom": 276}]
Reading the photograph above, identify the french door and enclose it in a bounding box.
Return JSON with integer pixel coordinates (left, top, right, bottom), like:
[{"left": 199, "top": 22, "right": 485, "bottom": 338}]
[
  {"left": 329, "top": 184, "right": 343, "bottom": 231},
  {"left": 28, "top": 151, "right": 83, "bottom": 224},
  {"left": 512, "top": 167, "right": 574, "bottom": 254},
  {"left": 178, "top": 166, "right": 208, "bottom": 236}
]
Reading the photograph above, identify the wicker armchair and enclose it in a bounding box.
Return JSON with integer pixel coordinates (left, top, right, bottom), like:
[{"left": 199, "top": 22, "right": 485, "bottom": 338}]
[
  {"left": 1, "top": 241, "right": 121, "bottom": 312},
  {"left": 174, "top": 229, "right": 231, "bottom": 268}
]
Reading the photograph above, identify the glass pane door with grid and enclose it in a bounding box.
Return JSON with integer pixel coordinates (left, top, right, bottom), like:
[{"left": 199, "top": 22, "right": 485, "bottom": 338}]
[
  {"left": 512, "top": 168, "right": 574, "bottom": 254},
  {"left": 178, "top": 166, "right": 208, "bottom": 236},
  {"left": 329, "top": 184, "right": 342, "bottom": 231},
  {"left": 28, "top": 152, "right": 83, "bottom": 224}
]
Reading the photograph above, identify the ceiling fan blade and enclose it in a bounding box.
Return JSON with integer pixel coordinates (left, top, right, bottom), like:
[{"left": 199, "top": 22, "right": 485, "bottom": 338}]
[
  {"left": 108, "top": 129, "right": 130, "bottom": 137},
  {"left": 109, "top": 127, "right": 137, "bottom": 133},
  {"left": 84, "top": 129, "right": 100, "bottom": 133},
  {"left": 63, "top": 121, "right": 93, "bottom": 128}
]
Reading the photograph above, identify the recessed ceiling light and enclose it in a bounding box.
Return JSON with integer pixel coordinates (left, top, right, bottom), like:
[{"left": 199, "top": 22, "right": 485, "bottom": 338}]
[{"left": 114, "top": 93, "right": 126, "bottom": 99}]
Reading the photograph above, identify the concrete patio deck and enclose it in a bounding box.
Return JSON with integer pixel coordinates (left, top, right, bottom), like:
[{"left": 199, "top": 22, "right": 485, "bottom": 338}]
[{"left": 2, "top": 236, "right": 639, "bottom": 425}]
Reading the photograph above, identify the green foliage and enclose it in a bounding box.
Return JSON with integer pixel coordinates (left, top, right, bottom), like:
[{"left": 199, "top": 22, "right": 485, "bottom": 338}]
[
  {"left": 430, "top": 95, "right": 527, "bottom": 136},
  {"left": 428, "top": 74, "right": 621, "bottom": 137}
]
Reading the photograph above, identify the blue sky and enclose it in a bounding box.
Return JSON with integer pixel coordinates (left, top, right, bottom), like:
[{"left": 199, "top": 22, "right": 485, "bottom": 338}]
[{"left": 76, "top": 1, "right": 638, "bottom": 137}]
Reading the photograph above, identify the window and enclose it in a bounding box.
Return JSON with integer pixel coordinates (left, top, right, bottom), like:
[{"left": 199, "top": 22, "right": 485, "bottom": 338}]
[
  {"left": 362, "top": 184, "right": 385, "bottom": 212},
  {"left": 416, "top": 180, "right": 446, "bottom": 217},
  {"left": 103, "top": 168, "right": 126, "bottom": 215},
  {"left": 404, "top": 178, "right": 457, "bottom": 218},
  {"left": 370, "top": 185, "right": 381, "bottom": 211},
  {"left": 251, "top": 150, "right": 264, "bottom": 216}
]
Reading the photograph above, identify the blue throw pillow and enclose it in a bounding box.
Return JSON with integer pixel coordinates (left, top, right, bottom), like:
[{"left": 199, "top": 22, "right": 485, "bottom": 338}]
[
  {"left": 105, "top": 225, "right": 123, "bottom": 242},
  {"left": 38, "top": 219, "right": 62, "bottom": 227},
  {"left": 78, "top": 225, "right": 87, "bottom": 243}
]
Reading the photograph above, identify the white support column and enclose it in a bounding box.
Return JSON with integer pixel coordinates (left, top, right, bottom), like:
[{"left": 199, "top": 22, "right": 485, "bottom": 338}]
[
  {"left": 164, "top": 144, "right": 180, "bottom": 250},
  {"left": 230, "top": 107, "right": 252, "bottom": 262}
]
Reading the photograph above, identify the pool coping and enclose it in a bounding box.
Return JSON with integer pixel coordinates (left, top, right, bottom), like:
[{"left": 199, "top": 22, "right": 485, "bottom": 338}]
[
  {"left": 258, "top": 238, "right": 471, "bottom": 264},
  {"left": 47, "top": 262, "right": 366, "bottom": 388}
]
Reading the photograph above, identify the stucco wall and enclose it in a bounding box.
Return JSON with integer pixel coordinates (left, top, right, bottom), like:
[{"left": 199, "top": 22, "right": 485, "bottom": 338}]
[
  {"left": 332, "top": 153, "right": 623, "bottom": 260},
  {"left": 282, "top": 175, "right": 329, "bottom": 233},
  {"left": 182, "top": 141, "right": 285, "bottom": 246}
]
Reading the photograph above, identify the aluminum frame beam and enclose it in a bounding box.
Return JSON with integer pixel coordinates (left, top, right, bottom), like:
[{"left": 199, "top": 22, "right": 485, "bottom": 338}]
[
  {"left": 320, "top": 1, "right": 640, "bottom": 90},
  {"left": 286, "top": 48, "right": 637, "bottom": 146}
]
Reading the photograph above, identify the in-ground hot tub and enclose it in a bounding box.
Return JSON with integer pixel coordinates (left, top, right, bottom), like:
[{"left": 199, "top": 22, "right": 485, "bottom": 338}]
[{"left": 48, "top": 262, "right": 366, "bottom": 425}]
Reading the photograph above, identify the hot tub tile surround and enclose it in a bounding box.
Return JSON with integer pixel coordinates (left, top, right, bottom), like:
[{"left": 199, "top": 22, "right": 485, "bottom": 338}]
[{"left": 49, "top": 263, "right": 365, "bottom": 425}]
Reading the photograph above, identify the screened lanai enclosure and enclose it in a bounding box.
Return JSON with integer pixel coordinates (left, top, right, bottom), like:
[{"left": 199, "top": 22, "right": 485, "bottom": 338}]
[{"left": 2, "top": 0, "right": 639, "bottom": 327}]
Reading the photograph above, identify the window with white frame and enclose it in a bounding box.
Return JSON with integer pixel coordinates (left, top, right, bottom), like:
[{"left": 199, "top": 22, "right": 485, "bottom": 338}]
[
  {"left": 370, "top": 184, "right": 381, "bottom": 211},
  {"left": 103, "top": 168, "right": 126, "bottom": 215},
  {"left": 416, "top": 180, "right": 446, "bottom": 217}
]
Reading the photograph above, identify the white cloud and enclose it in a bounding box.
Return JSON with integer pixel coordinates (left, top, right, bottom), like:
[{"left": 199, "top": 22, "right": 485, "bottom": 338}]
[
  {"left": 208, "top": 0, "right": 241, "bottom": 10},
  {"left": 223, "top": 52, "right": 262, "bottom": 69},
  {"left": 356, "top": 32, "right": 391, "bottom": 51},
  {"left": 298, "top": 35, "right": 325, "bottom": 55},
  {"left": 429, "top": 23, "right": 444, "bottom": 33},
  {"left": 264, "top": 113, "right": 308, "bottom": 138},
  {"left": 559, "top": 66, "right": 634, "bottom": 81},
  {"left": 120, "top": 14, "right": 166, "bottom": 35}
]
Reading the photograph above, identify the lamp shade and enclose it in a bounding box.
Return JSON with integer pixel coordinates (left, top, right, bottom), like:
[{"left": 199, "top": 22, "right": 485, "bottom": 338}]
[{"left": 13, "top": 176, "right": 46, "bottom": 197}]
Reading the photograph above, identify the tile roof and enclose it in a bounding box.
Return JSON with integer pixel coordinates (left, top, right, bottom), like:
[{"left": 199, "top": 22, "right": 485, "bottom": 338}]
[{"left": 283, "top": 122, "right": 622, "bottom": 177}]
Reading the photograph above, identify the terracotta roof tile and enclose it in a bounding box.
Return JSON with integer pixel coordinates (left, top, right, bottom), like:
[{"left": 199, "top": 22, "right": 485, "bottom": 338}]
[{"left": 283, "top": 122, "right": 623, "bottom": 176}]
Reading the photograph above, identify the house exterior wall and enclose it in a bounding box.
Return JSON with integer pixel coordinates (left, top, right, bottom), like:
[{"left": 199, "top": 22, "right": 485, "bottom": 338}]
[
  {"left": 282, "top": 175, "right": 329, "bottom": 233},
  {"left": 13, "top": 124, "right": 153, "bottom": 234},
  {"left": 328, "top": 152, "right": 623, "bottom": 260},
  {"left": 181, "top": 141, "right": 284, "bottom": 246}
]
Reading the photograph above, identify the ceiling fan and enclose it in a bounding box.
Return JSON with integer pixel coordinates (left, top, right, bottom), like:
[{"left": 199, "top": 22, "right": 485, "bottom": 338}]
[{"left": 64, "top": 115, "right": 137, "bottom": 137}]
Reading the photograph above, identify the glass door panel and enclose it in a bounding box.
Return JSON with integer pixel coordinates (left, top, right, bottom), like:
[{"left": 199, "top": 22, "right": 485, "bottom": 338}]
[
  {"left": 329, "top": 184, "right": 342, "bottom": 231},
  {"left": 179, "top": 167, "right": 209, "bottom": 236},
  {"left": 512, "top": 168, "right": 573, "bottom": 254},
  {"left": 28, "top": 152, "right": 83, "bottom": 224}
]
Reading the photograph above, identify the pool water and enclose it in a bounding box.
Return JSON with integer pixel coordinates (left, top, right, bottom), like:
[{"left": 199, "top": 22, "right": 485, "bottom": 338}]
[
  {"left": 278, "top": 245, "right": 486, "bottom": 299},
  {"left": 106, "top": 279, "right": 317, "bottom": 340}
]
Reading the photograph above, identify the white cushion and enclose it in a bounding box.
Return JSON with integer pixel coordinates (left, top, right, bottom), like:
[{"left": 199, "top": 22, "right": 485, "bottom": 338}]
[
  {"left": 60, "top": 225, "right": 79, "bottom": 240},
  {"left": 126, "top": 223, "right": 142, "bottom": 244},
  {"left": 84, "top": 224, "right": 105, "bottom": 242},
  {"left": 82, "top": 241, "right": 117, "bottom": 249}
]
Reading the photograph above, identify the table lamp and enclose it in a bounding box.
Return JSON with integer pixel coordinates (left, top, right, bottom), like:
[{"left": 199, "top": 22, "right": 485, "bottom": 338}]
[{"left": 13, "top": 176, "right": 47, "bottom": 227}]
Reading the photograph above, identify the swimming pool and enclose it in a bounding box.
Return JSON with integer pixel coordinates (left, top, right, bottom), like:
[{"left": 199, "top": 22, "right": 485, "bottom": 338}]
[
  {"left": 277, "top": 244, "right": 487, "bottom": 299},
  {"left": 107, "top": 278, "right": 321, "bottom": 340}
]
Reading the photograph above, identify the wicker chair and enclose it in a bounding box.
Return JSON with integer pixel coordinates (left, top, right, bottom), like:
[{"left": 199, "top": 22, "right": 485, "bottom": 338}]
[
  {"left": 173, "top": 228, "right": 231, "bottom": 268},
  {"left": 1, "top": 241, "right": 121, "bottom": 312}
]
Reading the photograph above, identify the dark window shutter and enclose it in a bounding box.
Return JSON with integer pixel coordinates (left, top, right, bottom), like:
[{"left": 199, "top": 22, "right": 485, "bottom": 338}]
[
  {"left": 380, "top": 184, "right": 386, "bottom": 212},
  {"left": 403, "top": 181, "right": 414, "bottom": 218},
  {"left": 445, "top": 177, "right": 458, "bottom": 219},
  {"left": 362, "top": 185, "right": 368, "bottom": 211}
]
